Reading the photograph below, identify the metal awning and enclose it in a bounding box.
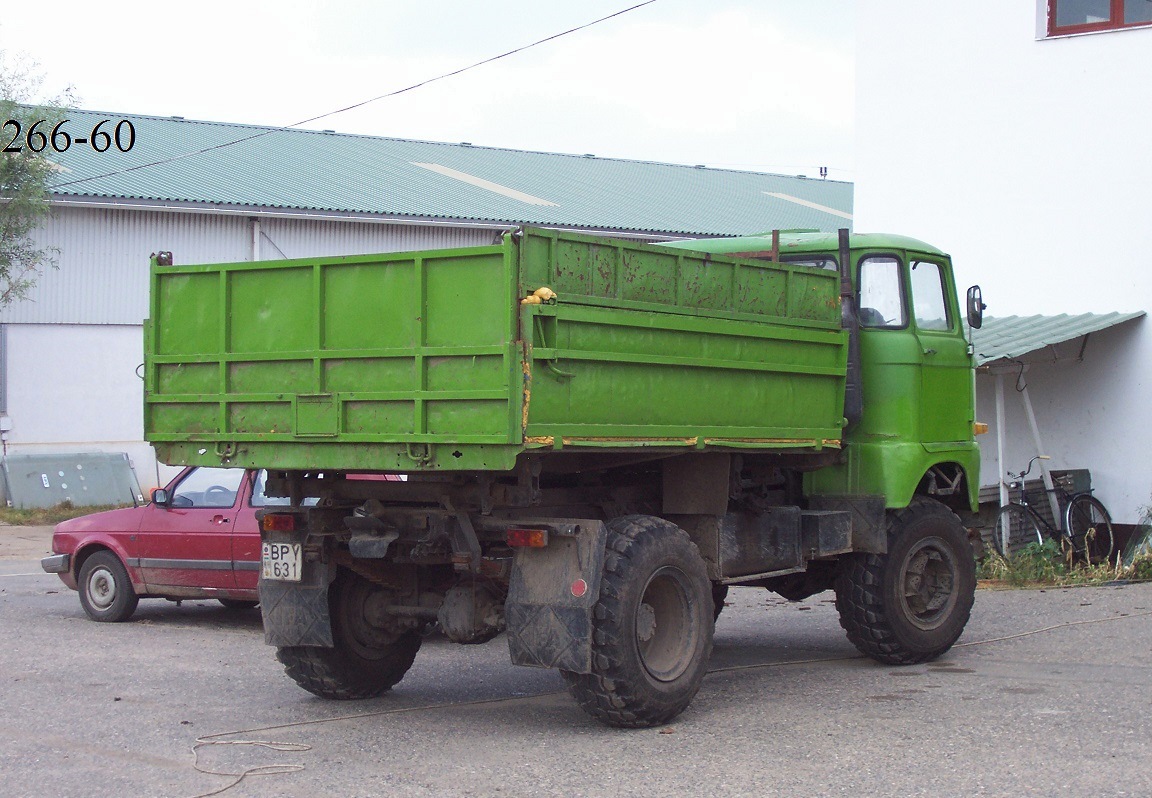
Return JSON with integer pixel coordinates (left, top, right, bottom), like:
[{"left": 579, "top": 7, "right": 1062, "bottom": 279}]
[
  {"left": 971, "top": 312, "right": 1145, "bottom": 366},
  {"left": 972, "top": 311, "right": 1145, "bottom": 517}
]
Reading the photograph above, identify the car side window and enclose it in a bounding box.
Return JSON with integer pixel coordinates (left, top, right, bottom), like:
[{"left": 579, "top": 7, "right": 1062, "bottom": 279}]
[
  {"left": 169, "top": 467, "right": 244, "bottom": 509},
  {"left": 857, "top": 256, "right": 906, "bottom": 328},
  {"left": 250, "top": 470, "right": 319, "bottom": 507},
  {"left": 251, "top": 470, "right": 289, "bottom": 507}
]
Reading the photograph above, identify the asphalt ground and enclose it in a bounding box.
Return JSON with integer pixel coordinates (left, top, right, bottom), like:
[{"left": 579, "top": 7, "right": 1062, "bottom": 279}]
[{"left": 3, "top": 525, "right": 1151, "bottom": 798}]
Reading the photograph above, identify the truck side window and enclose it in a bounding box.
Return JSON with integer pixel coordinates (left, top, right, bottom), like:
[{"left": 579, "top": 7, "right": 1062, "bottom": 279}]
[
  {"left": 857, "top": 257, "right": 906, "bottom": 328},
  {"left": 910, "top": 261, "right": 950, "bottom": 331},
  {"left": 783, "top": 257, "right": 838, "bottom": 272}
]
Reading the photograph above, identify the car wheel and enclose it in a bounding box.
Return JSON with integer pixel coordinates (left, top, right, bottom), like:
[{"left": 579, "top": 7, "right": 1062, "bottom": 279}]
[{"left": 78, "top": 550, "right": 140, "bottom": 622}]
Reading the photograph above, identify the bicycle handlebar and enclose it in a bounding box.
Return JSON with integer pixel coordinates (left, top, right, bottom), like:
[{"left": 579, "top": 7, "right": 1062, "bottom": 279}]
[{"left": 1005, "top": 454, "right": 1051, "bottom": 483}]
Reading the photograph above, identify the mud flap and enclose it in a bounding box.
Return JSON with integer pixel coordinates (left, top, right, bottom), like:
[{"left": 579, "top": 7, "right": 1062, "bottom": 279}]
[
  {"left": 505, "top": 520, "right": 607, "bottom": 674},
  {"left": 258, "top": 535, "right": 334, "bottom": 648}
]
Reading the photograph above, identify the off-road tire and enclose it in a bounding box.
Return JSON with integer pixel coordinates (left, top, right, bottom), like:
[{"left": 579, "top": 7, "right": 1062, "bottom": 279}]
[
  {"left": 561, "top": 515, "right": 714, "bottom": 728},
  {"left": 78, "top": 550, "right": 140, "bottom": 622},
  {"left": 712, "top": 583, "right": 729, "bottom": 622},
  {"left": 835, "top": 498, "right": 976, "bottom": 665},
  {"left": 277, "top": 569, "right": 421, "bottom": 699}
]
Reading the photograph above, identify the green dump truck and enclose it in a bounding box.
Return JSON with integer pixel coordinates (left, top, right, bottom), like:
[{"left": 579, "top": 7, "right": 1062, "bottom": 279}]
[{"left": 144, "top": 227, "right": 985, "bottom": 727}]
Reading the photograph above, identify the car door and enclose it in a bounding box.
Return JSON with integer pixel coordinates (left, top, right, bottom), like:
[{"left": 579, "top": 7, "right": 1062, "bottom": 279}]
[
  {"left": 138, "top": 466, "right": 245, "bottom": 592},
  {"left": 232, "top": 470, "right": 277, "bottom": 590}
]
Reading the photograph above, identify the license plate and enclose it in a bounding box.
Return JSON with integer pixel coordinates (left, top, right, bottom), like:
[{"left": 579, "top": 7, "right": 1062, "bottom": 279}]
[{"left": 262, "top": 542, "right": 302, "bottom": 582}]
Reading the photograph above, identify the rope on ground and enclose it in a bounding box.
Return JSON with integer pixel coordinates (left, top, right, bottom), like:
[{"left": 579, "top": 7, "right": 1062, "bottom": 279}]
[
  {"left": 954, "top": 607, "right": 1152, "bottom": 649},
  {"left": 184, "top": 607, "right": 1152, "bottom": 796},
  {"left": 188, "top": 739, "right": 310, "bottom": 798}
]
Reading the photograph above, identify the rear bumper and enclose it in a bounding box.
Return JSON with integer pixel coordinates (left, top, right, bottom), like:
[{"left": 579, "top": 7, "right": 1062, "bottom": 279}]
[{"left": 40, "top": 554, "right": 70, "bottom": 574}]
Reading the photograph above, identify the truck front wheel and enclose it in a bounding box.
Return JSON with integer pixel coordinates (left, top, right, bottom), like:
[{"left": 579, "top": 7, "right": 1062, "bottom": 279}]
[
  {"left": 276, "top": 568, "right": 421, "bottom": 699},
  {"left": 561, "top": 515, "right": 714, "bottom": 728},
  {"left": 834, "top": 498, "right": 975, "bottom": 665}
]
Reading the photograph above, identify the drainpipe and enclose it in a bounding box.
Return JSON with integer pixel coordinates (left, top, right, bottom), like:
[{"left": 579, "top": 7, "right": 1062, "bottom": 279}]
[{"left": 251, "top": 217, "right": 261, "bottom": 261}]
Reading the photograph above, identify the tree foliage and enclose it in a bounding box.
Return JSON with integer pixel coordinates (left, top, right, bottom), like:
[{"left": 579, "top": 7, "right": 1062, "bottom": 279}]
[{"left": 0, "top": 51, "right": 76, "bottom": 307}]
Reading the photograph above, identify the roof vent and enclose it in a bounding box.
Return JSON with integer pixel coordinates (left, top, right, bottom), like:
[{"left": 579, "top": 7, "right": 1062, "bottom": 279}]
[
  {"left": 694, "top": 164, "right": 706, "bottom": 169},
  {"left": 583, "top": 153, "right": 596, "bottom": 158},
  {"left": 322, "top": 129, "right": 334, "bottom": 133},
  {"left": 171, "top": 116, "right": 184, "bottom": 120},
  {"left": 461, "top": 142, "right": 473, "bottom": 146}
]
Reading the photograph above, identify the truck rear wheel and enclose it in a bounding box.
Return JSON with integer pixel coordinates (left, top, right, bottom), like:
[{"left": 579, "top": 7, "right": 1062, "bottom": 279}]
[
  {"left": 561, "top": 515, "right": 714, "bottom": 728},
  {"left": 835, "top": 498, "right": 975, "bottom": 665},
  {"left": 276, "top": 568, "right": 421, "bottom": 699}
]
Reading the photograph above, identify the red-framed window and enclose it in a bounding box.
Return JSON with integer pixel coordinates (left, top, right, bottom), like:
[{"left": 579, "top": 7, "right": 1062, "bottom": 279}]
[{"left": 1048, "top": 0, "right": 1152, "bottom": 35}]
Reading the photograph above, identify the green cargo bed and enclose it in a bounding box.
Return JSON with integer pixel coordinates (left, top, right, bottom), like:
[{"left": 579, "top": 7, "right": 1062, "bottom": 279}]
[{"left": 145, "top": 228, "right": 848, "bottom": 472}]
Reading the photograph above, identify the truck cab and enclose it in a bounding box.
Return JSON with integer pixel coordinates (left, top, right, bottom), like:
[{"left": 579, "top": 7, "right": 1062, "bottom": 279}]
[{"left": 660, "top": 231, "right": 981, "bottom": 517}]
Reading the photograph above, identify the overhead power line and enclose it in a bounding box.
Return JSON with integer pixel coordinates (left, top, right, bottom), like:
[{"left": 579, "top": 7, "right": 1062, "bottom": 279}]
[{"left": 51, "top": 1, "right": 656, "bottom": 190}]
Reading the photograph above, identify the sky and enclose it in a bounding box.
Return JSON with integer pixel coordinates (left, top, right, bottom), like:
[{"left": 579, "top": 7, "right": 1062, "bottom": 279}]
[{"left": 0, "top": 0, "right": 855, "bottom": 181}]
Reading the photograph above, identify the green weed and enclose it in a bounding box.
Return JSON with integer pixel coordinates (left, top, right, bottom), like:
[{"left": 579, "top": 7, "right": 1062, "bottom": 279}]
[
  {"left": 978, "top": 538, "right": 1152, "bottom": 588},
  {"left": 0, "top": 501, "right": 132, "bottom": 526}
]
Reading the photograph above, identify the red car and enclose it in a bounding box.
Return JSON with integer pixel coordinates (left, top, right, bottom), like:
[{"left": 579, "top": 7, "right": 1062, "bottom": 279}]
[{"left": 41, "top": 466, "right": 277, "bottom": 621}]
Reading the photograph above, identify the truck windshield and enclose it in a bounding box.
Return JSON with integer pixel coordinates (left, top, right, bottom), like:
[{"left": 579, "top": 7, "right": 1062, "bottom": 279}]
[{"left": 858, "top": 257, "right": 906, "bottom": 328}]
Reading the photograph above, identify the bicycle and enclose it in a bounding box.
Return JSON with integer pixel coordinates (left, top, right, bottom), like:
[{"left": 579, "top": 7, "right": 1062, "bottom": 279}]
[{"left": 991, "top": 455, "right": 1115, "bottom": 565}]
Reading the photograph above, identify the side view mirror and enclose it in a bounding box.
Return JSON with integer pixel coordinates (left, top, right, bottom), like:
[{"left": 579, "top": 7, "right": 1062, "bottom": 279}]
[
  {"left": 966, "top": 285, "right": 986, "bottom": 329},
  {"left": 151, "top": 488, "right": 170, "bottom": 506}
]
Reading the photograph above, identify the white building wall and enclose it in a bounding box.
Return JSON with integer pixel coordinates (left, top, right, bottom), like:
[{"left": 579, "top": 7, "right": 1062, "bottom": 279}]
[
  {"left": 7, "top": 205, "right": 498, "bottom": 325},
  {"left": 1, "top": 206, "right": 499, "bottom": 496},
  {"left": 974, "top": 320, "right": 1147, "bottom": 519},
  {"left": 1, "top": 324, "right": 175, "bottom": 488},
  {"left": 855, "top": 2, "right": 1152, "bottom": 522}
]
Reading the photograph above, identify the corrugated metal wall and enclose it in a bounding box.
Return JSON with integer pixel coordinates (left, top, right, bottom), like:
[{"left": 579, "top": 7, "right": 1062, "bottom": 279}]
[
  {"left": 4, "top": 205, "right": 499, "bottom": 325},
  {"left": 256, "top": 216, "right": 502, "bottom": 262}
]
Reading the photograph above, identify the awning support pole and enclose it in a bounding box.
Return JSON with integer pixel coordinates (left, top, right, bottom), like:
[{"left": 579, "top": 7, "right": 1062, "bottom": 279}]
[
  {"left": 995, "top": 373, "right": 1007, "bottom": 509},
  {"left": 1016, "top": 369, "right": 1061, "bottom": 530}
]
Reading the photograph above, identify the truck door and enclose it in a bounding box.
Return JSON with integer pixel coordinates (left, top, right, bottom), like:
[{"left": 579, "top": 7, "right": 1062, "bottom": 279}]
[
  {"left": 856, "top": 255, "right": 920, "bottom": 441},
  {"left": 908, "top": 259, "right": 973, "bottom": 445}
]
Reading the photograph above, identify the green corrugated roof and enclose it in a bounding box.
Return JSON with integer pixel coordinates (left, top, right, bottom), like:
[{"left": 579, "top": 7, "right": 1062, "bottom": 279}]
[
  {"left": 43, "top": 109, "right": 852, "bottom": 236},
  {"left": 972, "top": 312, "right": 1145, "bottom": 366}
]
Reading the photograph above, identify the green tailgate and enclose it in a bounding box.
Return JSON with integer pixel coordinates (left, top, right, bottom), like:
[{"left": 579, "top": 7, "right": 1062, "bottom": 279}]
[{"left": 145, "top": 228, "right": 847, "bottom": 472}]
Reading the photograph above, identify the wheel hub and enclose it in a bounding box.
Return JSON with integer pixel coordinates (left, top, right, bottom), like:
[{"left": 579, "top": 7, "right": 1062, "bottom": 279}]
[
  {"left": 87, "top": 569, "right": 115, "bottom": 609},
  {"left": 637, "top": 602, "right": 657, "bottom": 642},
  {"left": 340, "top": 579, "right": 406, "bottom": 658},
  {"left": 900, "top": 540, "right": 958, "bottom": 630},
  {"left": 635, "top": 567, "right": 699, "bottom": 683}
]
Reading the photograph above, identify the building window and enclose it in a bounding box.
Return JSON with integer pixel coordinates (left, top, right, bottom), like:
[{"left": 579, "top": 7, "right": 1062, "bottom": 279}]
[{"left": 1048, "top": 0, "right": 1152, "bottom": 35}]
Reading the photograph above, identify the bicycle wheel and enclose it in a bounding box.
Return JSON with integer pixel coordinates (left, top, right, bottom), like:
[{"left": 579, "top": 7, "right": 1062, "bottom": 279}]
[
  {"left": 991, "top": 504, "right": 1043, "bottom": 558},
  {"left": 1064, "top": 494, "right": 1114, "bottom": 565}
]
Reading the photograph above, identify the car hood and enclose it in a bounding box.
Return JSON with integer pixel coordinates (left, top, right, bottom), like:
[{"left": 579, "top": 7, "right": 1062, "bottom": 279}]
[{"left": 54, "top": 505, "right": 146, "bottom": 535}]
